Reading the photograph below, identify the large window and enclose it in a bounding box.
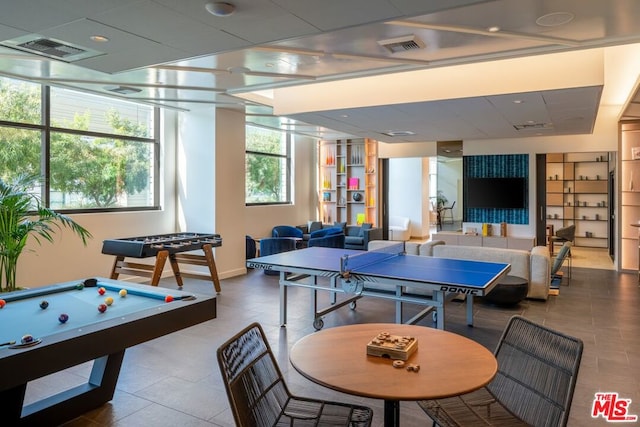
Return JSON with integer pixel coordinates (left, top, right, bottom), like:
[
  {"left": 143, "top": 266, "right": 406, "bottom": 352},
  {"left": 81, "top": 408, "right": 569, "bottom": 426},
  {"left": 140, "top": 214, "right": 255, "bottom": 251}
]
[
  {"left": 245, "top": 125, "right": 291, "bottom": 205},
  {"left": 0, "top": 77, "right": 158, "bottom": 211}
]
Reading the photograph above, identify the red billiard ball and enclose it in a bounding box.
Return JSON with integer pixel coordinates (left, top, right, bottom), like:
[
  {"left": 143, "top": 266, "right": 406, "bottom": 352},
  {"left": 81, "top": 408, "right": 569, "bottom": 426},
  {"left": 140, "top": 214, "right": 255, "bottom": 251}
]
[
  {"left": 58, "top": 313, "right": 69, "bottom": 323},
  {"left": 98, "top": 303, "right": 107, "bottom": 313},
  {"left": 98, "top": 287, "right": 106, "bottom": 295},
  {"left": 0, "top": 299, "right": 6, "bottom": 309},
  {"left": 164, "top": 295, "right": 174, "bottom": 303}
]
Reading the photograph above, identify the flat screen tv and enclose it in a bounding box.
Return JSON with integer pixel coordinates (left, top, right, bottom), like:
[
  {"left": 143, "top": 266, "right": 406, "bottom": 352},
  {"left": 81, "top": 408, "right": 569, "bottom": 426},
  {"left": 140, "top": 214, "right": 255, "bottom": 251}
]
[{"left": 465, "top": 177, "right": 527, "bottom": 209}]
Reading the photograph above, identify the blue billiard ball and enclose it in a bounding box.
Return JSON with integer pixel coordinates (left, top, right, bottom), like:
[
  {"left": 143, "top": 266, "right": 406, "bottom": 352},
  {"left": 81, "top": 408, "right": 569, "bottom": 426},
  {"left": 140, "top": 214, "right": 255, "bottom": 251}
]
[{"left": 58, "top": 313, "right": 69, "bottom": 324}]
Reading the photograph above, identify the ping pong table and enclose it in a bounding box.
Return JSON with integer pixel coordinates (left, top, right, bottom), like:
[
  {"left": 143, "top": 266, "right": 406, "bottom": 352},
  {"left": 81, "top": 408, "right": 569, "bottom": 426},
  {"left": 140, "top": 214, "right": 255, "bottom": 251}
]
[{"left": 247, "top": 243, "right": 510, "bottom": 330}]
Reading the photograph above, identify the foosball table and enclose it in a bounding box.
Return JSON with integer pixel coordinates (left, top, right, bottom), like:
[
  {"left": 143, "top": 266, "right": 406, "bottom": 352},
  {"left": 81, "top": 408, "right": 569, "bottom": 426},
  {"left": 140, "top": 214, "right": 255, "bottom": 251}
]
[{"left": 102, "top": 232, "right": 223, "bottom": 293}]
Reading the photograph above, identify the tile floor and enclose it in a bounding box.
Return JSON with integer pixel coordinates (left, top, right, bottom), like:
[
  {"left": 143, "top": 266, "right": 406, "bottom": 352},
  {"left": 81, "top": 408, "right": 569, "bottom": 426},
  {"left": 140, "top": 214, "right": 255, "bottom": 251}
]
[{"left": 25, "top": 249, "right": 639, "bottom": 426}]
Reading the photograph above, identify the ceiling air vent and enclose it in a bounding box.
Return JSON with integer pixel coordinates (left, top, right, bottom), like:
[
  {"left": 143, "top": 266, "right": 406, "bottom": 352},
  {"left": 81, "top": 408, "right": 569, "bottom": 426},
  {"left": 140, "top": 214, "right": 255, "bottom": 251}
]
[
  {"left": 377, "top": 35, "right": 425, "bottom": 54},
  {"left": 0, "top": 35, "right": 104, "bottom": 62},
  {"left": 514, "top": 122, "right": 553, "bottom": 131},
  {"left": 104, "top": 85, "right": 142, "bottom": 95}
]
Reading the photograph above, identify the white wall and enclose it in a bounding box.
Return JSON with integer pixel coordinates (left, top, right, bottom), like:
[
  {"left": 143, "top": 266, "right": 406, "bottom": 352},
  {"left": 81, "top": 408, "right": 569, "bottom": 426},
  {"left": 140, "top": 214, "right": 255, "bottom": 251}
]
[{"left": 389, "top": 157, "right": 431, "bottom": 239}]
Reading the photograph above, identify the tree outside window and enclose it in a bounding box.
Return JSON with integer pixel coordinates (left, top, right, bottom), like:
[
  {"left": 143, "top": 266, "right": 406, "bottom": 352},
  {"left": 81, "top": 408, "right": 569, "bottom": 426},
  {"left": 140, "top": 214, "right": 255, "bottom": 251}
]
[
  {"left": 0, "top": 77, "right": 157, "bottom": 210},
  {"left": 245, "top": 125, "right": 291, "bottom": 204}
]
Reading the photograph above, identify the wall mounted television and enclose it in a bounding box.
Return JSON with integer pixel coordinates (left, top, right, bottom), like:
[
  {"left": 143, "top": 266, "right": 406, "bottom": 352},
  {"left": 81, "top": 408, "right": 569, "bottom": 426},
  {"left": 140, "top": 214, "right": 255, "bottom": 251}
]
[{"left": 465, "top": 177, "right": 527, "bottom": 209}]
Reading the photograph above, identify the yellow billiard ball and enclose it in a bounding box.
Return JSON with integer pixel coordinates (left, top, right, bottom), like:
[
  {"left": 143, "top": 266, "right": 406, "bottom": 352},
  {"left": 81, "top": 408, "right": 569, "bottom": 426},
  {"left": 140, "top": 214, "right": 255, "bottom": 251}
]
[
  {"left": 104, "top": 297, "right": 114, "bottom": 306},
  {"left": 119, "top": 289, "right": 127, "bottom": 297}
]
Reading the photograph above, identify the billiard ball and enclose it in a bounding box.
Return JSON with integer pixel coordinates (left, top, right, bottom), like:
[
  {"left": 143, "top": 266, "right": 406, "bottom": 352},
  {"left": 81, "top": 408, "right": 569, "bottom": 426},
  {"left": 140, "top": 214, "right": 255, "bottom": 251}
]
[
  {"left": 98, "top": 287, "right": 106, "bottom": 295},
  {"left": 0, "top": 299, "right": 5, "bottom": 309},
  {"left": 21, "top": 334, "right": 34, "bottom": 344},
  {"left": 75, "top": 283, "right": 84, "bottom": 290},
  {"left": 58, "top": 313, "right": 69, "bottom": 323},
  {"left": 119, "top": 289, "right": 127, "bottom": 297},
  {"left": 39, "top": 300, "right": 49, "bottom": 309},
  {"left": 104, "top": 296, "right": 114, "bottom": 306},
  {"left": 164, "top": 295, "right": 174, "bottom": 303},
  {"left": 98, "top": 303, "right": 107, "bottom": 313}
]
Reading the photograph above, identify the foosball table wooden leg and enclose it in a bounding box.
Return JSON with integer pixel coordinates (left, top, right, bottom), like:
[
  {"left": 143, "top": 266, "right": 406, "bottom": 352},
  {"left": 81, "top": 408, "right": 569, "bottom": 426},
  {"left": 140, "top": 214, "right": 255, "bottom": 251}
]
[
  {"left": 168, "top": 254, "right": 185, "bottom": 287},
  {"left": 151, "top": 251, "right": 169, "bottom": 286},
  {"left": 110, "top": 256, "right": 124, "bottom": 280},
  {"left": 202, "top": 244, "right": 222, "bottom": 294}
]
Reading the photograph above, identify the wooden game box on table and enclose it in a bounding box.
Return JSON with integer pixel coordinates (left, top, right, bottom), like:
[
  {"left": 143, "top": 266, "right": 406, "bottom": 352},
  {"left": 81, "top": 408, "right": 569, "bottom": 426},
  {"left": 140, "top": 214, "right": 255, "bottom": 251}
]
[{"left": 366, "top": 332, "right": 418, "bottom": 361}]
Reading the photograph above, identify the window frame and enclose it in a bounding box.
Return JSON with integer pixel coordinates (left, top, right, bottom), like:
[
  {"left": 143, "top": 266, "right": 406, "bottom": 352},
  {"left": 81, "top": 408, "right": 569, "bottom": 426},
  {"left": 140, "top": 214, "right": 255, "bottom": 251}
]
[
  {"left": 0, "top": 80, "right": 160, "bottom": 213},
  {"left": 245, "top": 124, "right": 292, "bottom": 206}
]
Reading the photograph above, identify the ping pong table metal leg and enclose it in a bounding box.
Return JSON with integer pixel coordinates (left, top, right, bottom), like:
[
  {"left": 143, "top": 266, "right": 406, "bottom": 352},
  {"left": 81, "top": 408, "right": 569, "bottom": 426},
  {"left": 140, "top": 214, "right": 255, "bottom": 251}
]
[
  {"left": 279, "top": 271, "right": 288, "bottom": 327},
  {"left": 433, "top": 291, "right": 445, "bottom": 330},
  {"left": 330, "top": 276, "right": 337, "bottom": 304},
  {"left": 466, "top": 294, "right": 474, "bottom": 327},
  {"left": 395, "top": 286, "right": 403, "bottom": 324}
]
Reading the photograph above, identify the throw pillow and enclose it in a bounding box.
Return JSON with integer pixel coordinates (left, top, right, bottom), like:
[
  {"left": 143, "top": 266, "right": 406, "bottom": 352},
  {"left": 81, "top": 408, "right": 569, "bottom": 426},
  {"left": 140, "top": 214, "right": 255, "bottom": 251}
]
[
  {"left": 359, "top": 223, "right": 372, "bottom": 237},
  {"left": 334, "top": 221, "right": 347, "bottom": 233}
]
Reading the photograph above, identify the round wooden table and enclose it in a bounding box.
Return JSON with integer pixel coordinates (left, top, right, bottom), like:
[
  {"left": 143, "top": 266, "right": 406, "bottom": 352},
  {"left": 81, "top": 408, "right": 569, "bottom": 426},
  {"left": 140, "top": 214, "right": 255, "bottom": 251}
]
[{"left": 290, "top": 323, "right": 497, "bottom": 427}]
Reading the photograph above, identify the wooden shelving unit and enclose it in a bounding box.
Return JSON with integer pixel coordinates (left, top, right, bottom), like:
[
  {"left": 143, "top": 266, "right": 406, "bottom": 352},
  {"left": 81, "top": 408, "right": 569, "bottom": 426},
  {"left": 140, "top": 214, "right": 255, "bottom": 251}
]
[
  {"left": 620, "top": 122, "right": 640, "bottom": 274},
  {"left": 546, "top": 152, "right": 610, "bottom": 248},
  {"left": 319, "top": 138, "right": 377, "bottom": 225}
]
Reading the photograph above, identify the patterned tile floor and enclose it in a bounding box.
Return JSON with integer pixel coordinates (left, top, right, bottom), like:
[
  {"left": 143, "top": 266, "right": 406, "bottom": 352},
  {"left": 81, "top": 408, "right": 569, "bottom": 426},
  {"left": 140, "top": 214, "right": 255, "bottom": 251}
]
[{"left": 23, "top": 254, "right": 639, "bottom": 426}]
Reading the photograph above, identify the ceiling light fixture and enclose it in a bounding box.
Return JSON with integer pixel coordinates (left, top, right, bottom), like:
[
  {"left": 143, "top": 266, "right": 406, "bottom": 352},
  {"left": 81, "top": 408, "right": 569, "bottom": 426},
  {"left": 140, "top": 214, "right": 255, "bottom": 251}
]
[
  {"left": 487, "top": 26, "right": 500, "bottom": 33},
  {"left": 90, "top": 35, "right": 109, "bottom": 43},
  {"left": 205, "top": 2, "right": 236, "bottom": 17}
]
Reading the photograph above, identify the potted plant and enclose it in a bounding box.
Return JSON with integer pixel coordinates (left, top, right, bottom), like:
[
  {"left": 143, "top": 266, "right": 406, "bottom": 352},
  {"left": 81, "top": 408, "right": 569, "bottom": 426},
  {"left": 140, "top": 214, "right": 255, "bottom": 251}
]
[
  {"left": 436, "top": 190, "right": 448, "bottom": 209},
  {"left": 0, "top": 174, "right": 92, "bottom": 292}
]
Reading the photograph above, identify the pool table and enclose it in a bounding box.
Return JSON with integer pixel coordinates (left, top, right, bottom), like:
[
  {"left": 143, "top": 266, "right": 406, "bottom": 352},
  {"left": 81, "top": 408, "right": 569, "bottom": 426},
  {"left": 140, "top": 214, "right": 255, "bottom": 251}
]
[{"left": 0, "top": 277, "right": 216, "bottom": 426}]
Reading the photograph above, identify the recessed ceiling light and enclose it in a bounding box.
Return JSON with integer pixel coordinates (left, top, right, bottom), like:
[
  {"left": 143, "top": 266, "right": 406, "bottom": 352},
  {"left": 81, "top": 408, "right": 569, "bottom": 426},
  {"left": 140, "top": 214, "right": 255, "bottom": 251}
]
[
  {"left": 536, "top": 12, "right": 574, "bottom": 27},
  {"left": 205, "top": 2, "right": 236, "bottom": 17},
  {"left": 340, "top": 114, "right": 349, "bottom": 118},
  {"left": 487, "top": 26, "right": 500, "bottom": 33},
  {"left": 90, "top": 35, "right": 109, "bottom": 43},
  {"left": 513, "top": 99, "right": 523, "bottom": 104}
]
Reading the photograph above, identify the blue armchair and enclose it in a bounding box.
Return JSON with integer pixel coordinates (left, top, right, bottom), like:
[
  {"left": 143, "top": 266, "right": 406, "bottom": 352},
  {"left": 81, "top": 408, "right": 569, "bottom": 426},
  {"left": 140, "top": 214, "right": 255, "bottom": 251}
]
[
  {"left": 259, "top": 237, "right": 298, "bottom": 275},
  {"left": 344, "top": 224, "right": 383, "bottom": 250},
  {"left": 272, "top": 225, "right": 303, "bottom": 239},
  {"left": 272, "top": 225, "right": 304, "bottom": 249}
]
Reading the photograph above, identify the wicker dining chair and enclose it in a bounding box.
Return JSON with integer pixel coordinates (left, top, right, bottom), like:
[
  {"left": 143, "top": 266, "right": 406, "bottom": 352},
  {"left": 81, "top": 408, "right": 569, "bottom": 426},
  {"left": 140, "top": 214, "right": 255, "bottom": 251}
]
[
  {"left": 418, "top": 315, "right": 583, "bottom": 427},
  {"left": 217, "top": 322, "right": 374, "bottom": 427}
]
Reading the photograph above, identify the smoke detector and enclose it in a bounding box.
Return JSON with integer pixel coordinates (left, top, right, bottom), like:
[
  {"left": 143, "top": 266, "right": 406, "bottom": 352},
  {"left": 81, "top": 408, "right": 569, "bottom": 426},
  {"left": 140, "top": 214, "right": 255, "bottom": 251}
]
[
  {"left": 377, "top": 35, "right": 425, "bottom": 54},
  {"left": 205, "top": 2, "right": 236, "bottom": 17}
]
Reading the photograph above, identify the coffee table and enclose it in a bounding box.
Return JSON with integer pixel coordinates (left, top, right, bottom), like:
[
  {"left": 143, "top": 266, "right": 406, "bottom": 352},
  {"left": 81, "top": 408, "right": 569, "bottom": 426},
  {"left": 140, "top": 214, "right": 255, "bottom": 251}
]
[{"left": 289, "top": 323, "right": 497, "bottom": 427}]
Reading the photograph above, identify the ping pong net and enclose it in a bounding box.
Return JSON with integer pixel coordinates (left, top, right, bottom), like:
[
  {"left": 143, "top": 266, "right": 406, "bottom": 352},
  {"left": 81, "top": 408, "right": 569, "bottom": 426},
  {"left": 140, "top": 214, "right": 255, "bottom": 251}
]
[{"left": 340, "top": 242, "right": 405, "bottom": 277}]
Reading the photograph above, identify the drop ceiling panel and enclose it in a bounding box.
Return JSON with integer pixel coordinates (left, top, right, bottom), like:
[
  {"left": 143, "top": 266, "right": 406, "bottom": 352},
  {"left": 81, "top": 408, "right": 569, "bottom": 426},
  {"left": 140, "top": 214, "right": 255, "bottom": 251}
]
[
  {"left": 271, "top": 0, "right": 404, "bottom": 31},
  {"left": 154, "top": 0, "right": 325, "bottom": 45},
  {"left": 93, "top": 2, "right": 249, "bottom": 56},
  {"left": 0, "top": 23, "right": 27, "bottom": 42}
]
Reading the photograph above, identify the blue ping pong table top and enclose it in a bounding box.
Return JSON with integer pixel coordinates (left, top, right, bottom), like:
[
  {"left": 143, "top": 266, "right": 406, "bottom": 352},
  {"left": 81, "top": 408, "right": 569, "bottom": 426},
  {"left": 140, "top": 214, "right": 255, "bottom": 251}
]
[{"left": 247, "top": 246, "right": 510, "bottom": 289}]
